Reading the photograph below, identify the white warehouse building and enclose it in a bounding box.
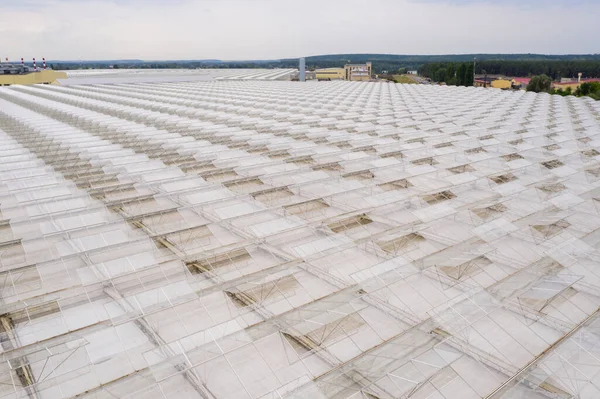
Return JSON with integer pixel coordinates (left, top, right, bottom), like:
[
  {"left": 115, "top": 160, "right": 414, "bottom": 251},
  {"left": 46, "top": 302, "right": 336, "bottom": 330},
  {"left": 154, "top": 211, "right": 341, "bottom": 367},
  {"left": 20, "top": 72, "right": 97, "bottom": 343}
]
[{"left": 0, "top": 78, "right": 599, "bottom": 399}]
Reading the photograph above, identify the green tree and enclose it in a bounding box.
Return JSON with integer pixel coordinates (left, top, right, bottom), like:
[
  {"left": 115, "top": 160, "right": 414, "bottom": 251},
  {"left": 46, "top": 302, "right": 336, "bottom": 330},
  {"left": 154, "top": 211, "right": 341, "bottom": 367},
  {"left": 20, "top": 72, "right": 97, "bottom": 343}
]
[
  {"left": 466, "top": 64, "right": 474, "bottom": 86},
  {"left": 575, "top": 82, "right": 600, "bottom": 99},
  {"left": 578, "top": 82, "right": 592, "bottom": 96},
  {"left": 526, "top": 75, "right": 552, "bottom": 93},
  {"left": 436, "top": 68, "right": 447, "bottom": 83},
  {"left": 456, "top": 63, "right": 467, "bottom": 86},
  {"left": 447, "top": 64, "right": 456, "bottom": 85}
]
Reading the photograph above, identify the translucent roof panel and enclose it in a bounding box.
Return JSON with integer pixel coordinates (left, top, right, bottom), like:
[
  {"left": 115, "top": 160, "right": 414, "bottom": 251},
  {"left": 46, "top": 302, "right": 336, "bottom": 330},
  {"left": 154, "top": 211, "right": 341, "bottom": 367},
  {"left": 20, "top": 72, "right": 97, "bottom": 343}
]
[{"left": 0, "top": 79, "right": 600, "bottom": 399}]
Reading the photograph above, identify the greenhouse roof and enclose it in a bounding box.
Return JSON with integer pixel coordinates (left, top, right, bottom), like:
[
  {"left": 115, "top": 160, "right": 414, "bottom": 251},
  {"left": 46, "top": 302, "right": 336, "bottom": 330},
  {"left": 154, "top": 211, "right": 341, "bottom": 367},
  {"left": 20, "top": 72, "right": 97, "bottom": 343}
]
[{"left": 0, "top": 79, "right": 599, "bottom": 398}]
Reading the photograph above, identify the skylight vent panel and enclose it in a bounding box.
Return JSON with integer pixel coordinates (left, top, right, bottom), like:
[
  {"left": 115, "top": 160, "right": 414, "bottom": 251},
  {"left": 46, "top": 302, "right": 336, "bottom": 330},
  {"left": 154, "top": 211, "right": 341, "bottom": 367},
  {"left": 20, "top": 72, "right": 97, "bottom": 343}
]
[
  {"left": 328, "top": 214, "right": 373, "bottom": 233},
  {"left": 378, "top": 179, "right": 413, "bottom": 191},
  {"left": 537, "top": 183, "right": 567, "bottom": 193},
  {"left": 489, "top": 173, "right": 517, "bottom": 185},
  {"left": 224, "top": 178, "right": 265, "bottom": 194},
  {"left": 448, "top": 164, "right": 475, "bottom": 174},
  {"left": 406, "top": 138, "right": 426, "bottom": 144},
  {"left": 202, "top": 169, "right": 239, "bottom": 183},
  {"left": 380, "top": 150, "right": 404, "bottom": 159},
  {"left": 225, "top": 275, "right": 300, "bottom": 307},
  {"left": 343, "top": 171, "right": 375, "bottom": 182},
  {"left": 186, "top": 248, "right": 251, "bottom": 274},
  {"left": 543, "top": 144, "right": 561, "bottom": 151},
  {"left": 312, "top": 162, "right": 342, "bottom": 172},
  {"left": 541, "top": 160, "right": 564, "bottom": 169},
  {"left": 465, "top": 147, "right": 487, "bottom": 154},
  {"left": 377, "top": 233, "right": 425, "bottom": 254},
  {"left": 287, "top": 156, "right": 315, "bottom": 165},
  {"left": 582, "top": 149, "right": 600, "bottom": 157},
  {"left": 283, "top": 313, "right": 366, "bottom": 353},
  {"left": 501, "top": 153, "right": 524, "bottom": 161},
  {"left": 439, "top": 256, "right": 492, "bottom": 281},
  {"left": 285, "top": 199, "right": 329, "bottom": 216},
  {"left": 267, "top": 150, "right": 291, "bottom": 160},
  {"left": 411, "top": 157, "right": 438, "bottom": 166},
  {"left": 422, "top": 190, "right": 456, "bottom": 205}
]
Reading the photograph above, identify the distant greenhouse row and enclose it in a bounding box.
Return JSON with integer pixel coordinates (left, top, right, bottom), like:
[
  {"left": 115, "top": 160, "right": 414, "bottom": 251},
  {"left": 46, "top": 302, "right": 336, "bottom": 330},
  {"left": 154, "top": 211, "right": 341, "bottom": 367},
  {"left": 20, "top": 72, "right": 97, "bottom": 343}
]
[{"left": 60, "top": 68, "right": 298, "bottom": 85}]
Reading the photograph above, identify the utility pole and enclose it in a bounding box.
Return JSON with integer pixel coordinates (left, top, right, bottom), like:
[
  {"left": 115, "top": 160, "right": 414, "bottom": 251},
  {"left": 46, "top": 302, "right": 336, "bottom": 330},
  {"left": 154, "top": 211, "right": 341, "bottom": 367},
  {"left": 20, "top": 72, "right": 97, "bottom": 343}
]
[{"left": 473, "top": 57, "right": 476, "bottom": 86}]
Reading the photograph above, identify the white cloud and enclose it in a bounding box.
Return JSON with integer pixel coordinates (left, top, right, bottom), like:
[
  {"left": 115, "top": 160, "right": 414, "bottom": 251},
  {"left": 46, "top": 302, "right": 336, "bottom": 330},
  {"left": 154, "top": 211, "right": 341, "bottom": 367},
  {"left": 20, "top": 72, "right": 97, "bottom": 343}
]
[{"left": 0, "top": 0, "right": 598, "bottom": 60}]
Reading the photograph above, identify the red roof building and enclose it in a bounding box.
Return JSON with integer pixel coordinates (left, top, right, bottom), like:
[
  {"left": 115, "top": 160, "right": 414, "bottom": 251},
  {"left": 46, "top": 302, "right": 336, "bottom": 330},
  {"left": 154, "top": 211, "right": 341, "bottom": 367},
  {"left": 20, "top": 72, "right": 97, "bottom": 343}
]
[{"left": 512, "top": 77, "right": 531, "bottom": 86}]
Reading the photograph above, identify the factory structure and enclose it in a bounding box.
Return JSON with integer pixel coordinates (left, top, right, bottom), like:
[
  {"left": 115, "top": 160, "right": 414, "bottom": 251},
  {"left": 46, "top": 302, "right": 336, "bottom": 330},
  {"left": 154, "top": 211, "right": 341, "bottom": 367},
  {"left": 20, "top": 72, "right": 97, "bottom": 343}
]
[
  {"left": 0, "top": 58, "right": 66, "bottom": 86},
  {"left": 315, "top": 62, "right": 373, "bottom": 81},
  {"left": 0, "top": 76, "right": 600, "bottom": 398}
]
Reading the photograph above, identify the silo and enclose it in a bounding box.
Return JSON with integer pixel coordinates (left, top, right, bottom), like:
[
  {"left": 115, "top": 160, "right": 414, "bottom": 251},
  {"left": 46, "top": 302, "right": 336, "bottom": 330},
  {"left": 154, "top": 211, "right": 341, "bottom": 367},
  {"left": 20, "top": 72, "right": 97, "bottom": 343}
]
[{"left": 299, "top": 58, "right": 305, "bottom": 82}]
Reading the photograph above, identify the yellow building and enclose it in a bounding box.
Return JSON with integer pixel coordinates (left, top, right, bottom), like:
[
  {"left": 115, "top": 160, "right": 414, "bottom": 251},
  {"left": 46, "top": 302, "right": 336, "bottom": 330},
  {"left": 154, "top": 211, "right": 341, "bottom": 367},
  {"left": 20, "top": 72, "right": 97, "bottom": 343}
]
[
  {"left": 315, "top": 68, "right": 345, "bottom": 80},
  {"left": 490, "top": 79, "right": 513, "bottom": 89},
  {"left": 0, "top": 70, "right": 67, "bottom": 86},
  {"left": 475, "top": 77, "right": 518, "bottom": 89},
  {"left": 316, "top": 63, "right": 373, "bottom": 81}
]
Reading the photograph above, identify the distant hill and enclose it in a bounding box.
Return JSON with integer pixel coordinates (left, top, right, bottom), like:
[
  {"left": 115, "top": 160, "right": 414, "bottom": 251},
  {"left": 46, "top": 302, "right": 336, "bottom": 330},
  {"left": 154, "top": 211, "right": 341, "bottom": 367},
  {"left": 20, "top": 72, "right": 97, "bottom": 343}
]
[
  {"left": 293, "top": 53, "right": 600, "bottom": 63},
  {"left": 51, "top": 54, "right": 600, "bottom": 65}
]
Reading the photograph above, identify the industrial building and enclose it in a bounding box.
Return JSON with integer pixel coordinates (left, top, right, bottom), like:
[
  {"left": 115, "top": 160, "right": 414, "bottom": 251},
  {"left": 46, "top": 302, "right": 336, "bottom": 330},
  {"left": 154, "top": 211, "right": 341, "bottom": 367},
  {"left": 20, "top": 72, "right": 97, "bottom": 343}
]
[
  {"left": 474, "top": 76, "right": 520, "bottom": 90},
  {"left": 316, "top": 62, "right": 373, "bottom": 81},
  {"left": 315, "top": 68, "right": 345, "bottom": 80},
  {"left": 0, "top": 62, "right": 66, "bottom": 86},
  {"left": 553, "top": 75, "right": 600, "bottom": 92},
  {"left": 0, "top": 78, "right": 600, "bottom": 399},
  {"left": 344, "top": 62, "right": 372, "bottom": 81}
]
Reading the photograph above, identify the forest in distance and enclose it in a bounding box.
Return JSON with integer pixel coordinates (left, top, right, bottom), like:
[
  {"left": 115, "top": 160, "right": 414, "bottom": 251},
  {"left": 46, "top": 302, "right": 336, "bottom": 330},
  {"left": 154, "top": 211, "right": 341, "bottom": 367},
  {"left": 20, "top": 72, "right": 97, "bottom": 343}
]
[
  {"left": 418, "top": 60, "right": 600, "bottom": 81},
  {"left": 48, "top": 53, "right": 600, "bottom": 79}
]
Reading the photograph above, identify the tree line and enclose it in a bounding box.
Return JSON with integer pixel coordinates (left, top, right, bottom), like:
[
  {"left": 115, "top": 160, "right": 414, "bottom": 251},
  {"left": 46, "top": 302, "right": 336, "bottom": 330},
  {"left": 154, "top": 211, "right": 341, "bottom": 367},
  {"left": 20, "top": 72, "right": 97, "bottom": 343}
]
[
  {"left": 419, "top": 61, "right": 600, "bottom": 82},
  {"left": 301, "top": 53, "right": 600, "bottom": 62},
  {"left": 417, "top": 62, "right": 476, "bottom": 86}
]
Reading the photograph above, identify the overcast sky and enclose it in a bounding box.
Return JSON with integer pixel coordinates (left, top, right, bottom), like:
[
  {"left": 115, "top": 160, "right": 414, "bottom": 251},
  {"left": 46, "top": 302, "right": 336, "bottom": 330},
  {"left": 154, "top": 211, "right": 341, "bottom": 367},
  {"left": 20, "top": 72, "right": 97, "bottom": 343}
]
[{"left": 1, "top": 0, "right": 598, "bottom": 61}]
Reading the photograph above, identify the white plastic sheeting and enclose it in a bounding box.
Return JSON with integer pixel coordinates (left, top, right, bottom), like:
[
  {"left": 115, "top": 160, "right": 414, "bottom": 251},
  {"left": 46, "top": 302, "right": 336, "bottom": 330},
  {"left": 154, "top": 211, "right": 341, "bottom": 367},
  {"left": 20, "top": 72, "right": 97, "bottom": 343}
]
[
  {"left": 60, "top": 69, "right": 298, "bottom": 85},
  {"left": 0, "top": 79, "right": 599, "bottom": 399}
]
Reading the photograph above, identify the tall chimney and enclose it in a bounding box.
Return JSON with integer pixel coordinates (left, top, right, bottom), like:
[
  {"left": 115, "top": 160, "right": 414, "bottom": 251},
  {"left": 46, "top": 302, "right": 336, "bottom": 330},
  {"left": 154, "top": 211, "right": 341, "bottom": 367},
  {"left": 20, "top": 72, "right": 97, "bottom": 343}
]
[
  {"left": 33, "top": 58, "right": 37, "bottom": 71},
  {"left": 578, "top": 72, "right": 582, "bottom": 83},
  {"left": 299, "top": 58, "right": 306, "bottom": 82},
  {"left": 43, "top": 58, "right": 47, "bottom": 70},
  {"left": 21, "top": 58, "right": 24, "bottom": 67}
]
